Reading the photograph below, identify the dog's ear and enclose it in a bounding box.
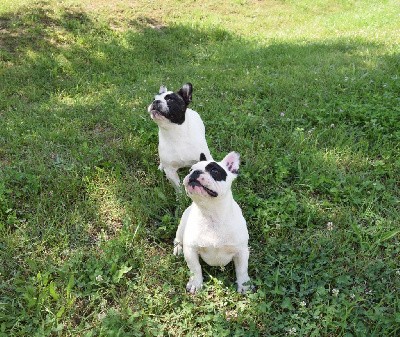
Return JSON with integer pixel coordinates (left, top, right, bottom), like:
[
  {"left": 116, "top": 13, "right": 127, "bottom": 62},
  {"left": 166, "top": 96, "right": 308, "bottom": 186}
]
[
  {"left": 199, "top": 152, "right": 207, "bottom": 161},
  {"left": 159, "top": 85, "right": 167, "bottom": 94},
  {"left": 177, "top": 83, "right": 193, "bottom": 105},
  {"left": 221, "top": 152, "right": 240, "bottom": 175}
]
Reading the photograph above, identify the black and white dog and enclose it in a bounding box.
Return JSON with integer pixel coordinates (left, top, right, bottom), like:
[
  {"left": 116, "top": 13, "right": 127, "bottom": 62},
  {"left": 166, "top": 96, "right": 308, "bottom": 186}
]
[
  {"left": 173, "top": 152, "right": 250, "bottom": 294},
  {"left": 148, "top": 83, "right": 212, "bottom": 189}
]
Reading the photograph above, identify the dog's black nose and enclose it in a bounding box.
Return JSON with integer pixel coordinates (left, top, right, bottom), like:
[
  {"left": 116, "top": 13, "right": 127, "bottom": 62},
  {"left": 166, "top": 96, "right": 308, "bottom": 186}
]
[
  {"left": 188, "top": 170, "right": 202, "bottom": 187},
  {"left": 189, "top": 170, "right": 202, "bottom": 182},
  {"left": 152, "top": 100, "right": 162, "bottom": 109}
]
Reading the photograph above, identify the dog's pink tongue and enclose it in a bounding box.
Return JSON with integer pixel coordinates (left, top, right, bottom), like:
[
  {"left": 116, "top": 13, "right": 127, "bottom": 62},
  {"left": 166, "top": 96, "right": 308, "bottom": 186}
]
[{"left": 190, "top": 185, "right": 203, "bottom": 194}]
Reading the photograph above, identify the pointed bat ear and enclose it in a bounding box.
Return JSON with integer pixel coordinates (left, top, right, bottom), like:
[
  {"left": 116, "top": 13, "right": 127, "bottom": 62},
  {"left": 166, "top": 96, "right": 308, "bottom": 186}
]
[
  {"left": 221, "top": 152, "right": 240, "bottom": 175},
  {"left": 199, "top": 153, "right": 207, "bottom": 161},
  {"left": 177, "top": 83, "right": 193, "bottom": 105},
  {"left": 159, "top": 85, "right": 167, "bottom": 94}
]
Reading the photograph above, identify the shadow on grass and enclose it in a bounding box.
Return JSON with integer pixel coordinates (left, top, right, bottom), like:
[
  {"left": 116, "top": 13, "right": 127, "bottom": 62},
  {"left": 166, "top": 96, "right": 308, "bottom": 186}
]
[{"left": 1, "top": 1, "right": 399, "bottom": 335}]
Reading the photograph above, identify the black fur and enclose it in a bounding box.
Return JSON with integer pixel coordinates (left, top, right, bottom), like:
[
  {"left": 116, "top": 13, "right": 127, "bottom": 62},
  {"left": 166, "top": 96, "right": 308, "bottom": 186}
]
[
  {"left": 205, "top": 162, "right": 227, "bottom": 182},
  {"left": 177, "top": 83, "right": 193, "bottom": 105},
  {"left": 188, "top": 170, "right": 203, "bottom": 188},
  {"left": 163, "top": 93, "right": 187, "bottom": 124},
  {"left": 200, "top": 153, "right": 207, "bottom": 161}
]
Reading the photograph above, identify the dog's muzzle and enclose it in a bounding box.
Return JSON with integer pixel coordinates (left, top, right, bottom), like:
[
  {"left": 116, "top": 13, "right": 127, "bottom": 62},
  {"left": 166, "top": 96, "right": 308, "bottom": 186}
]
[
  {"left": 151, "top": 100, "right": 164, "bottom": 112},
  {"left": 188, "top": 170, "right": 202, "bottom": 185},
  {"left": 187, "top": 171, "right": 218, "bottom": 197}
]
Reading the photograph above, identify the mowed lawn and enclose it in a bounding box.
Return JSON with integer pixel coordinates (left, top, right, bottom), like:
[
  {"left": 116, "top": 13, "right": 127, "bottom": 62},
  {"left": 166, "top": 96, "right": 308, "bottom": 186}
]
[{"left": 0, "top": 0, "right": 399, "bottom": 336}]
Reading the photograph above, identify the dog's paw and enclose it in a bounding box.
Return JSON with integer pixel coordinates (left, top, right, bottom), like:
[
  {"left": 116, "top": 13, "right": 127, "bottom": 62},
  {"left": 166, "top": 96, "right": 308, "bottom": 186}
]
[
  {"left": 173, "top": 239, "right": 183, "bottom": 256},
  {"left": 174, "top": 184, "right": 183, "bottom": 194},
  {"left": 186, "top": 278, "right": 203, "bottom": 294},
  {"left": 237, "top": 280, "right": 253, "bottom": 294}
]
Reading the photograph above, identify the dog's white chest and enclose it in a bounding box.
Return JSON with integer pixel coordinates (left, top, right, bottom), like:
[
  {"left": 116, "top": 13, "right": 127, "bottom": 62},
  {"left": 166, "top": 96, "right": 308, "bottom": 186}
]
[
  {"left": 183, "top": 203, "right": 248, "bottom": 249},
  {"left": 198, "top": 246, "right": 237, "bottom": 267}
]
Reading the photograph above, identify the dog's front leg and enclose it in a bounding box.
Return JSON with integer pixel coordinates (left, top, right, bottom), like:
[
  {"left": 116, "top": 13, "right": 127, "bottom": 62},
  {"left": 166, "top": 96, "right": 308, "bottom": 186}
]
[
  {"left": 183, "top": 246, "right": 203, "bottom": 294},
  {"left": 163, "top": 167, "right": 180, "bottom": 190},
  {"left": 233, "top": 247, "right": 251, "bottom": 294},
  {"left": 173, "top": 207, "right": 190, "bottom": 256}
]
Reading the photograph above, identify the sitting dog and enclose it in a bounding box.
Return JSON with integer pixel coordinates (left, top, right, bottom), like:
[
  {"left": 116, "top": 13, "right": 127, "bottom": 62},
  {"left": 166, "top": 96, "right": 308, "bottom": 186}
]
[
  {"left": 148, "top": 83, "right": 212, "bottom": 189},
  {"left": 173, "top": 152, "right": 250, "bottom": 293}
]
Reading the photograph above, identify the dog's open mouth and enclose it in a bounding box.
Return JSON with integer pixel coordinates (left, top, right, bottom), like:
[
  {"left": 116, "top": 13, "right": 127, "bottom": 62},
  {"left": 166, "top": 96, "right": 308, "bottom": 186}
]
[
  {"left": 150, "top": 109, "right": 167, "bottom": 121},
  {"left": 151, "top": 109, "right": 162, "bottom": 116},
  {"left": 188, "top": 180, "right": 218, "bottom": 197}
]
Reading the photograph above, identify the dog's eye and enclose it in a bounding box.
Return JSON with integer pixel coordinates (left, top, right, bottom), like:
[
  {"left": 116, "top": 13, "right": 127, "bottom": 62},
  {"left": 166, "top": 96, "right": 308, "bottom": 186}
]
[
  {"left": 210, "top": 168, "right": 222, "bottom": 179},
  {"left": 205, "top": 162, "right": 227, "bottom": 182}
]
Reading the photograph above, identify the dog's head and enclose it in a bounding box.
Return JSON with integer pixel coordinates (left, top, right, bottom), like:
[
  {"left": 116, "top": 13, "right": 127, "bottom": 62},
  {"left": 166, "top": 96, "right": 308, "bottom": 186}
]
[
  {"left": 183, "top": 152, "right": 240, "bottom": 200},
  {"left": 148, "top": 83, "right": 193, "bottom": 126}
]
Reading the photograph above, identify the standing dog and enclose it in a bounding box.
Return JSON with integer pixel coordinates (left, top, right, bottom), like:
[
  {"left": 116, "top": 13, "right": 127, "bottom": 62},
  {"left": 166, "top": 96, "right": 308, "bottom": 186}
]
[
  {"left": 148, "top": 83, "right": 212, "bottom": 189},
  {"left": 173, "top": 152, "right": 250, "bottom": 293}
]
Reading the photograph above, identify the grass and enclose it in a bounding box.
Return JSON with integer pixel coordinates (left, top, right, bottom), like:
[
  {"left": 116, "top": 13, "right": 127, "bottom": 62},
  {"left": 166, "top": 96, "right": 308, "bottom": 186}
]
[{"left": 0, "top": 0, "right": 399, "bottom": 335}]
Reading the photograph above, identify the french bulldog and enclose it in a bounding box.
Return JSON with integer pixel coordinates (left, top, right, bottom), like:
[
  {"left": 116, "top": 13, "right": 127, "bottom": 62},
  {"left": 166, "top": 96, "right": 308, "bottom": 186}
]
[
  {"left": 148, "top": 83, "right": 212, "bottom": 189},
  {"left": 173, "top": 152, "right": 250, "bottom": 294}
]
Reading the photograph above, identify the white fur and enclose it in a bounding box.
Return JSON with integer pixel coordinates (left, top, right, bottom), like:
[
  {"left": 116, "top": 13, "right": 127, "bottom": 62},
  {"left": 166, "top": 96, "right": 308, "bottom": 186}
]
[
  {"left": 148, "top": 87, "right": 212, "bottom": 189},
  {"left": 173, "top": 152, "right": 250, "bottom": 294},
  {"left": 157, "top": 108, "right": 212, "bottom": 187}
]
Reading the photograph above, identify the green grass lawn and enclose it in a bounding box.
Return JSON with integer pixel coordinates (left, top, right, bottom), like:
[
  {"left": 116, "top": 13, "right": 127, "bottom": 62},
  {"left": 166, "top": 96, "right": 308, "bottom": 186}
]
[{"left": 1, "top": 0, "right": 399, "bottom": 335}]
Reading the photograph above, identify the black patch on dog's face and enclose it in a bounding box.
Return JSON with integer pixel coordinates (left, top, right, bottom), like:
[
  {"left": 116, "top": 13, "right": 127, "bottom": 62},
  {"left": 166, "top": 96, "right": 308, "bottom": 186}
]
[
  {"left": 162, "top": 93, "right": 187, "bottom": 124},
  {"left": 199, "top": 153, "right": 207, "bottom": 161},
  {"left": 205, "top": 162, "right": 227, "bottom": 181}
]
